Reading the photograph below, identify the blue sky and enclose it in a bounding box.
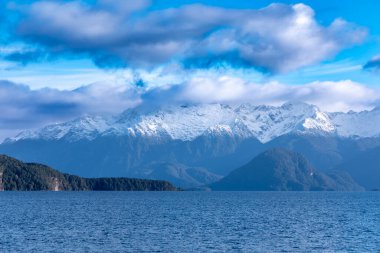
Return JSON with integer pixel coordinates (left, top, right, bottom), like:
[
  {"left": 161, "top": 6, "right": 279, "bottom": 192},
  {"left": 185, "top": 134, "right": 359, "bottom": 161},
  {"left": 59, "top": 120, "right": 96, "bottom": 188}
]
[
  {"left": 1, "top": 0, "right": 380, "bottom": 140},
  {"left": 1, "top": 0, "right": 380, "bottom": 87}
]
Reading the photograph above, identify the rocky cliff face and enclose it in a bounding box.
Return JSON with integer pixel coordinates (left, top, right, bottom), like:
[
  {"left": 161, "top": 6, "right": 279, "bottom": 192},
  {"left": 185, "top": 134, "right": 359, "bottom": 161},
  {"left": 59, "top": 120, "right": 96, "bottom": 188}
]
[{"left": 49, "top": 177, "right": 60, "bottom": 191}]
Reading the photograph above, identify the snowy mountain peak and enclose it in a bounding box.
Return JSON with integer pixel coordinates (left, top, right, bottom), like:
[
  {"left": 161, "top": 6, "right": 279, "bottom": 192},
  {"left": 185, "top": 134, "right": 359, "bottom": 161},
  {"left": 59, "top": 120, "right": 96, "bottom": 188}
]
[
  {"left": 8, "top": 115, "right": 113, "bottom": 143},
  {"left": 6, "top": 102, "right": 379, "bottom": 144},
  {"left": 328, "top": 107, "right": 380, "bottom": 138},
  {"left": 302, "top": 111, "right": 335, "bottom": 132}
]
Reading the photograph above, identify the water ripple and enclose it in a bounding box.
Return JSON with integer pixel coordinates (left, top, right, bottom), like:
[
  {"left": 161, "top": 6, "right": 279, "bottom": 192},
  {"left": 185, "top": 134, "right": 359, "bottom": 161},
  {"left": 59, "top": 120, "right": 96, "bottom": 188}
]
[{"left": 0, "top": 192, "right": 379, "bottom": 252}]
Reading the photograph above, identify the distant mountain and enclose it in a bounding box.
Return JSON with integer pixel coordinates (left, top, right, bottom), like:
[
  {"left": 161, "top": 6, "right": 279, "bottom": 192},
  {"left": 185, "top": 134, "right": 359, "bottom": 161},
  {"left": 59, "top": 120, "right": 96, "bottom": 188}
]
[
  {"left": 265, "top": 133, "right": 380, "bottom": 171},
  {"left": 2, "top": 102, "right": 342, "bottom": 144},
  {"left": 7, "top": 102, "right": 380, "bottom": 145},
  {"left": 1, "top": 102, "right": 380, "bottom": 186},
  {"left": 5, "top": 103, "right": 380, "bottom": 143},
  {"left": 335, "top": 146, "right": 380, "bottom": 190},
  {"left": 139, "top": 162, "right": 222, "bottom": 188},
  {"left": 0, "top": 155, "right": 177, "bottom": 191},
  {"left": 210, "top": 149, "right": 363, "bottom": 191}
]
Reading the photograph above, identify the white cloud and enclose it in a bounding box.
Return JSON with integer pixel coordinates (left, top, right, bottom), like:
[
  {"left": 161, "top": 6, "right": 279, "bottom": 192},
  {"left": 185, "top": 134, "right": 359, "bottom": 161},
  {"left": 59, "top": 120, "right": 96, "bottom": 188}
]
[
  {"left": 180, "top": 76, "right": 248, "bottom": 102},
  {"left": 177, "top": 76, "right": 380, "bottom": 112},
  {"left": 6, "top": 2, "right": 367, "bottom": 73},
  {"left": 0, "top": 80, "right": 141, "bottom": 140},
  {"left": 1, "top": 75, "right": 379, "bottom": 141}
]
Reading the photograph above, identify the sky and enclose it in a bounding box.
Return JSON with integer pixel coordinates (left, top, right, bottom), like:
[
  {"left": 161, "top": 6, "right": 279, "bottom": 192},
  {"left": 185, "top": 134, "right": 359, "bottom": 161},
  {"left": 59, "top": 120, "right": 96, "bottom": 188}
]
[{"left": 1, "top": 0, "right": 380, "bottom": 140}]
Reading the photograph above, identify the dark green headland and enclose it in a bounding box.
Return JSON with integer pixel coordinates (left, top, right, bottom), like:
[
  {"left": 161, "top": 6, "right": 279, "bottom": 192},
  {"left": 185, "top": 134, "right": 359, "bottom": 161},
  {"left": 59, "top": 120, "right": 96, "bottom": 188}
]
[{"left": 0, "top": 155, "right": 177, "bottom": 191}]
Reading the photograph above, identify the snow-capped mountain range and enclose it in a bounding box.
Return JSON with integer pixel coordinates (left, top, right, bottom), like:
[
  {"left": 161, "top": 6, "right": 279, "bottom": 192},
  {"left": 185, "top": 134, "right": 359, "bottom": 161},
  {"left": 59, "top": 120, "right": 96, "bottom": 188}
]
[
  {"left": 6, "top": 102, "right": 380, "bottom": 144},
  {"left": 3, "top": 102, "right": 380, "bottom": 189}
]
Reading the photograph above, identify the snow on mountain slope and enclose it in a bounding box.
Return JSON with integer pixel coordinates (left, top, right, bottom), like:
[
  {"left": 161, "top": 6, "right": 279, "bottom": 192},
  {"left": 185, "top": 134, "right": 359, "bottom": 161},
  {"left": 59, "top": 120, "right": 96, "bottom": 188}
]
[
  {"left": 10, "top": 115, "right": 113, "bottom": 142},
  {"left": 107, "top": 102, "right": 337, "bottom": 142},
  {"left": 109, "top": 104, "right": 237, "bottom": 140},
  {"left": 329, "top": 107, "right": 380, "bottom": 138},
  {"left": 234, "top": 102, "right": 335, "bottom": 141},
  {"left": 7, "top": 102, "right": 377, "bottom": 144}
]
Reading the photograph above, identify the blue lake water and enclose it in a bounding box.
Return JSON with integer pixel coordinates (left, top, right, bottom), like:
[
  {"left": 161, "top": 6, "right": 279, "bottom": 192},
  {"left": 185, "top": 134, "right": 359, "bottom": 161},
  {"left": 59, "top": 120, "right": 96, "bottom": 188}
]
[{"left": 0, "top": 192, "right": 379, "bottom": 252}]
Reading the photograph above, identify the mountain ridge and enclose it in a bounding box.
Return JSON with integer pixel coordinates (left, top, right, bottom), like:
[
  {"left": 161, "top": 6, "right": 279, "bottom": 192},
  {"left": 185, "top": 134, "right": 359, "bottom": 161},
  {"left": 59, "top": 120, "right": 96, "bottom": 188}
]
[
  {"left": 6, "top": 102, "right": 376, "bottom": 144},
  {"left": 1, "top": 102, "right": 380, "bottom": 188},
  {"left": 210, "top": 148, "right": 364, "bottom": 191}
]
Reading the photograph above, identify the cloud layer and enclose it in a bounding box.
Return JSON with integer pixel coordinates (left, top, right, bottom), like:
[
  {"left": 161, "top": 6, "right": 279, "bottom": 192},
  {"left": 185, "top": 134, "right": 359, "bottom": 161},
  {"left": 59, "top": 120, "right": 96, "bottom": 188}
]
[
  {"left": 0, "top": 80, "right": 140, "bottom": 140},
  {"left": 155, "top": 76, "right": 380, "bottom": 112},
  {"left": 5, "top": 1, "right": 366, "bottom": 73},
  {"left": 0, "top": 1, "right": 375, "bottom": 141},
  {"left": 1, "top": 76, "right": 379, "bottom": 140}
]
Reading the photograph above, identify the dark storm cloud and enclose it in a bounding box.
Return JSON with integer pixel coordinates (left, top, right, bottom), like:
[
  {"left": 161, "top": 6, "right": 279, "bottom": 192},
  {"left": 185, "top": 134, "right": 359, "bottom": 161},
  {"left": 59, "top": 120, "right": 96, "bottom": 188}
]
[{"left": 4, "top": 1, "right": 366, "bottom": 73}]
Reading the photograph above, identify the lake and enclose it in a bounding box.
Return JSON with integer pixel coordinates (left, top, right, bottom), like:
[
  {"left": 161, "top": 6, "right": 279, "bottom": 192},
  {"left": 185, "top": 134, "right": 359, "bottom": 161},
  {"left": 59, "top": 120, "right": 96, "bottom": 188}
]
[{"left": 0, "top": 192, "right": 379, "bottom": 252}]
